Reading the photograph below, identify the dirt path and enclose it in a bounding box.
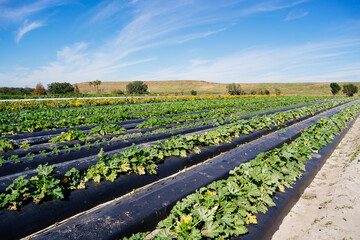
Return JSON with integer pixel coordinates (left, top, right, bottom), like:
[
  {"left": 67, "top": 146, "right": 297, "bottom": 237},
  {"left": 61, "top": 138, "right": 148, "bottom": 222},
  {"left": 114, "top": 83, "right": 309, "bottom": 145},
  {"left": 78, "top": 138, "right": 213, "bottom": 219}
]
[{"left": 272, "top": 117, "right": 360, "bottom": 240}]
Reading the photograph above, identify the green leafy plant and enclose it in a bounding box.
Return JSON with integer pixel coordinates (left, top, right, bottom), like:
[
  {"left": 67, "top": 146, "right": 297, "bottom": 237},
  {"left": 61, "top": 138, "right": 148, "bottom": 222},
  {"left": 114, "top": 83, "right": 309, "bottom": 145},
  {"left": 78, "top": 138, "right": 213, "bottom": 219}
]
[
  {"left": 0, "top": 175, "right": 30, "bottom": 210},
  {"left": 62, "top": 145, "right": 72, "bottom": 153},
  {"left": 0, "top": 138, "right": 15, "bottom": 152},
  {"left": 63, "top": 168, "right": 85, "bottom": 190},
  {"left": 88, "top": 124, "right": 126, "bottom": 136},
  {"left": 39, "top": 150, "right": 48, "bottom": 157},
  {"left": 19, "top": 141, "right": 30, "bottom": 148},
  {"left": 9, "top": 155, "right": 19, "bottom": 163},
  {"left": 26, "top": 152, "right": 35, "bottom": 160},
  {"left": 30, "top": 164, "right": 64, "bottom": 204},
  {"left": 51, "top": 147, "right": 61, "bottom": 155},
  {"left": 49, "top": 129, "right": 88, "bottom": 143}
]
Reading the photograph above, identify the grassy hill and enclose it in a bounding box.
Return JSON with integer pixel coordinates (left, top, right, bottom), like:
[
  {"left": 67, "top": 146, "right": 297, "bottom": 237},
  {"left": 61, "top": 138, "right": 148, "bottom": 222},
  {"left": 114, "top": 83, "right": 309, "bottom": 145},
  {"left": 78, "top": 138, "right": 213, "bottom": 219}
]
[{"left": 76, "top": 80, "right": 360, "bottom": 96}]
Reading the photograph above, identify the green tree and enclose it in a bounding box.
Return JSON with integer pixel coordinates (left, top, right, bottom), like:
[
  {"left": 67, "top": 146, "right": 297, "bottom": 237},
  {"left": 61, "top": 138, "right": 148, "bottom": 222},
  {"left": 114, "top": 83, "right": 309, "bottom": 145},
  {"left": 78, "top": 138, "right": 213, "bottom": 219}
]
[
  {"left": 226, "top": 83, "right": 241, "bottom": 95},
  {"left": 190, "top": 90, "right": 197, "bottom": 96},
  {"left": 330, "top": 83, "right": 341, "bottom": 95},
  {"left": 342, "top": 84, "right": 358, "bottom": 97},
  {"left": 47, "top": 82, "right": 74, "bottom": 94},
  {"left": 126, "top": 81, "right": 148, "bottom": 94},
  {"left": 89, "top": 80, "right": 102, "bottom": 93}
]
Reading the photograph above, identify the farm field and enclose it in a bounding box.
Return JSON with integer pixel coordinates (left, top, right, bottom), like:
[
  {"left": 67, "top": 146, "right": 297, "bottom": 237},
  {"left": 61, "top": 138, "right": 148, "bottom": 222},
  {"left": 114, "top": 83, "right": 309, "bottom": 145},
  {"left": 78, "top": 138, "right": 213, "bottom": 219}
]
[{"left": 0, "top": 95, "right": 359, "bottom": 240}]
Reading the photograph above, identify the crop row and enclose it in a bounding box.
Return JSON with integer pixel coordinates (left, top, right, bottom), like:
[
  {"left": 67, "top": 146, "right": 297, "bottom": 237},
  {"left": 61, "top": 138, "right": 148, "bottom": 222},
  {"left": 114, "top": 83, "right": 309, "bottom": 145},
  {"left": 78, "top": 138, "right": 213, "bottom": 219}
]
[
  {"left": 135, "top": 100, "right": 313, "bottom": 129},
  {"left": 1, "top": 94, "right": 325, "bottom": 112},
  {"left": 0, "top": 97, "right": 319, "bottom": 136},
  {"left": 0, "top": 101, "right": 312, "bottom": 168},
  {"left": 1, "top": 96, "right": 309, "bottom": 122},
  {"left": 0, "top": 99, "right": 306, "bottom": 157},
  {"left": 0, "top": 98, "right": 343, "bottom": 165},
  {"left": 124, "top": 101, "right": 360, "bottom": 239},
  {"left": 0, "top": 99, "right": 347, "bottom": 211},
  {"left": 0, "top": 96, "right": 318, "bottom": 129}
]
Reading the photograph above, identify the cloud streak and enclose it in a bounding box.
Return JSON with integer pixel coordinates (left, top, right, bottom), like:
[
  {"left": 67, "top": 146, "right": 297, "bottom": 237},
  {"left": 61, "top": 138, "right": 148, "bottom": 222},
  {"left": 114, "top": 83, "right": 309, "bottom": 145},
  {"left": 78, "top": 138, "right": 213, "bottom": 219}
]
[
  {"left": 285, "top": 10, "right": 309, "bottom": 21},
  {"left": 128, "top": 39, "right": 360, "bottom": 83},
  {"left": 4, "top": 0, "right": 353, "bottom": 88},
  {"left": 16, "top": 20, "right": 45, "bottom": 43},
  {"left": 0, "top": 0, "right": 71, "bottom": 24}
]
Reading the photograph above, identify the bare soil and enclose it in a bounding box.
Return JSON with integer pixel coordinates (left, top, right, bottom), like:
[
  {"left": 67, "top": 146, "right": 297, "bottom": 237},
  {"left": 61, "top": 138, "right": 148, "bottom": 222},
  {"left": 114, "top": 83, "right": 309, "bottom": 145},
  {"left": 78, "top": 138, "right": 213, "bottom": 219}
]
[{"left": 272, "top": 117, "right": 360, "bottom": 240}]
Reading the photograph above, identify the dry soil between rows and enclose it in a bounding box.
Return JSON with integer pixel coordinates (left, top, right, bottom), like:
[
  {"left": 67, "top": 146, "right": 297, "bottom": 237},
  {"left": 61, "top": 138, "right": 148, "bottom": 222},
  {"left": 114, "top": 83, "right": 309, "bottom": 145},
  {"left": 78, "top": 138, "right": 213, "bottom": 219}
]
[{"left": 272, "top": 117, "right": 360, "bottom": 240}]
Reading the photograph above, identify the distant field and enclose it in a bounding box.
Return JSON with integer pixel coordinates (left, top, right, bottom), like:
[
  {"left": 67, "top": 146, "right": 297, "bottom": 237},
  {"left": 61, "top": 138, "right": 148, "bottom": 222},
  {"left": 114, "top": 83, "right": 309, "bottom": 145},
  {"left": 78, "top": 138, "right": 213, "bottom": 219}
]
[{"left": 76, "top": 80, "right": 360, "bottom": 96}]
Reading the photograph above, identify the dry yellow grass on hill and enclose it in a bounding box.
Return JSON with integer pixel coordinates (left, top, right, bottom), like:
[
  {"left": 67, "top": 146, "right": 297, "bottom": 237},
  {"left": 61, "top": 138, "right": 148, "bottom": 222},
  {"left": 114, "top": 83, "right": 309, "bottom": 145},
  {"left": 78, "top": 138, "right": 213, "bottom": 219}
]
[{"left": 75, "top": 80, "right": 360, "bottom": 96}]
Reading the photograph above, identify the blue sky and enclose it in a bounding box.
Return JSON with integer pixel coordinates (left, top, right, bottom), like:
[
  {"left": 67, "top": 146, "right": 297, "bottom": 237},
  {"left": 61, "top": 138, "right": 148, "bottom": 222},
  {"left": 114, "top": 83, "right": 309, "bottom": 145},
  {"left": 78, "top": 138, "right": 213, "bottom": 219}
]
[{"left": 0, "top": 0, "right": 359, "bottom": 88}]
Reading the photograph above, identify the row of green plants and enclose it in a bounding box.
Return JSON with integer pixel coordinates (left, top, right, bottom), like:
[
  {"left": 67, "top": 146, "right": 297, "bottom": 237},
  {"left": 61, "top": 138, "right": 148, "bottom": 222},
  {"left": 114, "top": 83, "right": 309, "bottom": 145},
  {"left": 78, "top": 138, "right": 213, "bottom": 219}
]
[
  {"left": 135, "top": 100, "right": 318, "bottom": 129},
  {"left": 1, "top": 96, "right": 312, "bottom": 126},
  {"left": 124, "top": 101, "right": 360, "bottom": 240},
  {"left": 0, "top": 98, "right": 347, "bottom": 167},
  {"left": 0, "top": 124, "right": 126, "bottom": 155},
  {"left": 2, "top": 96, "right": 289, "bottom": 122},
  {"left": 0, "top": 100, "right": 346, "bottom": 210},
  {"left": 50, "top": 124, "right": 126, "bottom": 143},
  {"left": 0, "top": 97, "right": 327, "bottom": 134},
  {"left": 0, "top": 102, "right": 304, "bottom": 164}
]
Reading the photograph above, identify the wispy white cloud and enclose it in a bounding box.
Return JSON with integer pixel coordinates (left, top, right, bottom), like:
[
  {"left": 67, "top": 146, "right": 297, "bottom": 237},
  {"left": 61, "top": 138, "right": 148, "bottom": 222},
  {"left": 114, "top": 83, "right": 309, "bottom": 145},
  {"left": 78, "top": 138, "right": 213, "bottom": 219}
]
[
  {"left": 1, "top": 0, "right": 335, "bottom": 87},
  {"left": 285, "top": 10, "right": 309, "bottom": 21},
  {"left": 16, "top": 19, "right": 45, "bottom": 43},
  {"left": 128, "top": 39, "right": 360, "bottom": 83},
  {"left": 0, "top": 0, "right": 71, "bottom": 24},
  {"left": 240, "top": 0, "right": 310, "bottom": 15}
]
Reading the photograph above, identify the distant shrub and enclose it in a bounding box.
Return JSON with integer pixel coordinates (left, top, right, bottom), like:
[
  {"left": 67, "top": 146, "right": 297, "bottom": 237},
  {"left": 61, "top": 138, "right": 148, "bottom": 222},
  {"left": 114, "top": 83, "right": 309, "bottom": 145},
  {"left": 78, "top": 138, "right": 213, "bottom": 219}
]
[
  {"left": 226, "top": 83, "right": 241, "bottom": 95},
  {"left": 112, "top": 89, "right": 124, "bottom": 95},
  {"left": 32, "top": 82, "right": 47, "bottom": 95},
  {"left": 190, "top": 90, "right": 197, "bottom": 96},
  {"left": 274, "top": 88, "right": 281, "bottom": 95},
  {"left": 48, "top": 82, "right": 74, "bottom": 94},
  {"left": 0, "top": 87, "right": 34, "bottom": 95},
  {"left": 250, "top": 90, "right": 257, "bottom": 95},
  {"left": 330, "top": 83, "right": 341, "bottom": 95},
  {"left": 264, "top": 90, "right": 270, "bottom": 95},
  {"left": 342, "top": 84, "right": 358, "bottom": 97},
  {"left": 126, "top": 81, "right": 148, "bottom": 94}
]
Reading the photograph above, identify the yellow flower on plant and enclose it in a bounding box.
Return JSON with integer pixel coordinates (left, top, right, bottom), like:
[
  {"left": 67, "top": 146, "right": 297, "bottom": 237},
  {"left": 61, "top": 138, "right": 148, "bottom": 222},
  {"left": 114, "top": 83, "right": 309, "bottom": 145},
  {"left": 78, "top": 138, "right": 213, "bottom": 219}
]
[{"left": 182, "top": 214, "right": 192, "bottom": 224}]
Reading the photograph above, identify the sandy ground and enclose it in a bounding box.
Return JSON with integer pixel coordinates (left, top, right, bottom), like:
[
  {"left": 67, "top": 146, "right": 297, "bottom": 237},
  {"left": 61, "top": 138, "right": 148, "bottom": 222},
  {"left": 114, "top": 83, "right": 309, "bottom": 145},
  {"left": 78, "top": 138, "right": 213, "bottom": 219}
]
[{"left": 272, "top": 117, "right": 360, "bottom": 240}]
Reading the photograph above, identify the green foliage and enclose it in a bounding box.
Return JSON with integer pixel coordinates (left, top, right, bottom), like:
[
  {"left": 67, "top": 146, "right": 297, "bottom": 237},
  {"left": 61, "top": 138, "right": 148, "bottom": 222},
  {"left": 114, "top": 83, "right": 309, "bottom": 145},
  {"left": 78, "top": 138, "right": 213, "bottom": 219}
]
[
  {"left": 20, "top": 141, "right": 30, "bottom": 148},
  {"left": 0, "top": 176, "right": 30, "bottom": 210},
  {"left": 126, "top": 81, "right": 149, "bottom": 94},
  {"left": 342, "top": 84, "right": 358, "bottom": 97},
  {"left": 49, "top": 129, "right": 88, "bottom": 143},
  {"left": 0, "top": 87, "right": 34, "bottom": 95},
  {"left": 127, "top": 102, "right": 360, "bottom": 239},
  {"left": 30, "top": 164, "right": 64, "bottom": 204},
  {"left": 190, "top": 90, "right": 197, "bottom": 96},
  {"left": 264, "top": 90, "right": 270, "bottom": 95},
  {"left": 0, "top": 138, "right": 15, "bottom": 152},
  {"left": 88, "top": 124, "right": 126, "bottom": 136},
  {"left": 226, "top": 83, "right": 241, "bottom": 95},
  {"left": 330, "top": 83, "right": 341, "bottom": 95},
  {"left": 63, "top": 168, "right": 85, "bottom": 190},
  {"left": 47, "top": 82, "right": 75, "bottom": 94}
]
